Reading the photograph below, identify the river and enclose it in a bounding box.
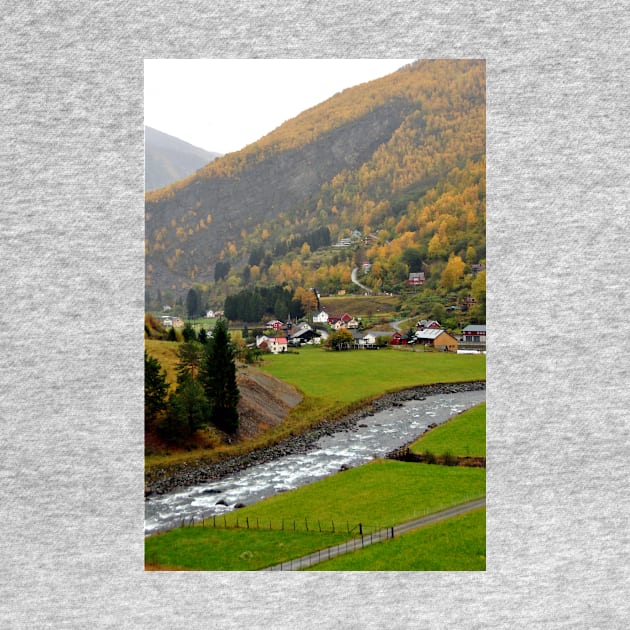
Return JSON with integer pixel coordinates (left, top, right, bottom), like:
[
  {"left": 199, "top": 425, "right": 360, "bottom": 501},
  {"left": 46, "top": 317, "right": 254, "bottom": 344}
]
[{"left": 144, "top": 389, "right": 485, "bottom": 534}]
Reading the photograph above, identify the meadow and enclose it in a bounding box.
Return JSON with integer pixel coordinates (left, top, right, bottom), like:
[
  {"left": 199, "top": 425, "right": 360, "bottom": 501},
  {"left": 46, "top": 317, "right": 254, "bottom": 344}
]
[
  {"left": 145, "top": 460, "right": 485, "bottom": 570},
  {"left": 304, "top": 507, "right": 486, "bottom": 571},
  {"left": 409, "top": 402, "right": 486, "bottom": 457},
  {"left": 259, "top": 345, "right": 485, "bottom": 404}
]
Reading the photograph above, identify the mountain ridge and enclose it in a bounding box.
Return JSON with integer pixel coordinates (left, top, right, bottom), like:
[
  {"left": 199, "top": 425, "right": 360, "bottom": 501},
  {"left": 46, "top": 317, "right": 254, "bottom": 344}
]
[
  {"left": 145, "top": 126, "right": 221, "bottom": 192},
  {"left": 145, "top": 60, "right": 485, "bottom": 309}
]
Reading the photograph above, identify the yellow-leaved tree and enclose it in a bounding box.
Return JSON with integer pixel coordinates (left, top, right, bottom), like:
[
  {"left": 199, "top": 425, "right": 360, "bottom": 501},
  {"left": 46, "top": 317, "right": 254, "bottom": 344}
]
[{"left": 440, "top": 254, "right": 466, "bottom": 290}]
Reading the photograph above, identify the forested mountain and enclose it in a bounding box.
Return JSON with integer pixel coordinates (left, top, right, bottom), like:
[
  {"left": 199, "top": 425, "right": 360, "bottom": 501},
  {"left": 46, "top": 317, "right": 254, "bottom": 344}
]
[
  {"left": 145, "top": 60, "right": 485, "bottom": 316},
  {"left": 145, "top": 126, "right": 221, "bottom": 192}
]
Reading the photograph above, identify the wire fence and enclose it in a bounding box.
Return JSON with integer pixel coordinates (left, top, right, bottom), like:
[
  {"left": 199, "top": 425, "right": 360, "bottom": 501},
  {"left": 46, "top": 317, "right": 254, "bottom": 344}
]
[
  {"left": 168, "top": 513, "right": 392, "bottom": 538},
  {"left": 263, "top": 527, "right": 396, "bottom": 571}
]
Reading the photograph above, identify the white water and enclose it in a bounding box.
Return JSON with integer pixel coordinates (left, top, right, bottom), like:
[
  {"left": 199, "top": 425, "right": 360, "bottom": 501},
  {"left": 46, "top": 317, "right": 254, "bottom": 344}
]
[{"left": 144, "top": 390, "right": 485, "bottom": 534}]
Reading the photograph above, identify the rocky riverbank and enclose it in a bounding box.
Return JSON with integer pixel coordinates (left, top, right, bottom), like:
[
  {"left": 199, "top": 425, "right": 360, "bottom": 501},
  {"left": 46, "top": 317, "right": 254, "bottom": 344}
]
[{"left": 145, "top": 381, "right": 485, "bottom": 497}]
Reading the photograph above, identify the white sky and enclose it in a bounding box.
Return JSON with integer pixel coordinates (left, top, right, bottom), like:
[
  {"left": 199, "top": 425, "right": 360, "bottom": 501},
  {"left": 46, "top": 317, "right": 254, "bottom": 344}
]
[{"left": 144, "top": 59, "right": 415, "bottom": 154}]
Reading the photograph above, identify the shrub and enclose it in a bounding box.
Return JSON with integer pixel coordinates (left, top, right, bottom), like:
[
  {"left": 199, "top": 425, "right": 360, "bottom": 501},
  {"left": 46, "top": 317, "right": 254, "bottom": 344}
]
[{"left": 442, "top": 450, "right": 458, "bottom": 466}]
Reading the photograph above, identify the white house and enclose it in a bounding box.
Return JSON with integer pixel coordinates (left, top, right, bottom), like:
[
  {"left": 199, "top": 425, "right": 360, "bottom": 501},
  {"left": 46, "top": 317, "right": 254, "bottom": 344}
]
[
  {"left": 256, "top": 335, "right": 288, "bottom": 354},
  {"left": 268, "top": 337, "right": 288, "bottom": 354},
  {"left": 313, "top": 310, "right": 329, "bottom": 324},
  {"left": 361, "top": 331, "right": 395, "bottom": 347}
]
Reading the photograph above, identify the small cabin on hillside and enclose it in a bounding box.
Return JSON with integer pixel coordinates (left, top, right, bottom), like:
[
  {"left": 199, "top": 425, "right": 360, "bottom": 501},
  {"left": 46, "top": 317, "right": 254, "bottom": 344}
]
[{"left": 408, "top": 272, "right": 425, "bottom": 286}]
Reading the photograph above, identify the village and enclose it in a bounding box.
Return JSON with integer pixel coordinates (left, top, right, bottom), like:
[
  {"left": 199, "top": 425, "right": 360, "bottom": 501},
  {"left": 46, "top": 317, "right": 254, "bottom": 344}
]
[
  {"left": 254, "top": 312, "right": 486, "bottom": 354},
  {"left": 156, "top": 308, "right": 486, "bottom": 356}
]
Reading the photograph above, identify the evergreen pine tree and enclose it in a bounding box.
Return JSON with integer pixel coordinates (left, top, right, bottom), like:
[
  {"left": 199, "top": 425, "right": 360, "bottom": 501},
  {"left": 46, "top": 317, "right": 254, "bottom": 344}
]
[
  {"left": 161, "top": 378, "right": 210, "bottom": 443},
  {"left": 201, "top": 319, "right": 240, "bottom": 434},
  {"left": 144, "top": 351, "right": 168, "bottom": 428},
  {"left": 182, "top": 322, "right": 197, "bottom": 342},
  {"left": 186, "top": 288, "right": 200, "bottom": 318}
]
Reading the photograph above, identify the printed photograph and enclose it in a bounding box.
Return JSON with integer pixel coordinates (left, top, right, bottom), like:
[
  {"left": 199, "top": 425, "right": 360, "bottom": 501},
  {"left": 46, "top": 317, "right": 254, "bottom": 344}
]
[{"left": 144, "top": 59, "right": 486, "bottom": 570}]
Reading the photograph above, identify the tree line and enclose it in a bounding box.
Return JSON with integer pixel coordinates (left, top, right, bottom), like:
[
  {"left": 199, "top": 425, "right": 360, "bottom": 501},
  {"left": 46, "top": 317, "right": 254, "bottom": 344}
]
[
  {"left": 223, "top": 285, "right": 306, "bottom": 322},
  {"left": 145, "top": 319, "right": 240, "bottom": 444}
]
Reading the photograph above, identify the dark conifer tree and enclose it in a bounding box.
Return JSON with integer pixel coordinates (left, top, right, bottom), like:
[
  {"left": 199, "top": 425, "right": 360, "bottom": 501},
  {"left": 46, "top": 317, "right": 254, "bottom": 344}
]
[
  {"left": 182, "top": 322, "right": 197, "bottom": 342},
  {"left": 186, "top": 288, "right": 200, "bottom": 318},
  {"left": 200, "top": 319, "right": 240, "bottom": 434},
  {"left": 144, "top": 351, "right": 168, "bottom": 428}
]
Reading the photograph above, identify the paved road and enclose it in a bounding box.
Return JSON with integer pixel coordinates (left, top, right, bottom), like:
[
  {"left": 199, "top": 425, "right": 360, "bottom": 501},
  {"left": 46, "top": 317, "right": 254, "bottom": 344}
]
[
  {"left": 350, "top": 267, "right": 373, "bottom": 294},
  {"left": 261, "top": 497, "right": 486, "bottom": 571}
]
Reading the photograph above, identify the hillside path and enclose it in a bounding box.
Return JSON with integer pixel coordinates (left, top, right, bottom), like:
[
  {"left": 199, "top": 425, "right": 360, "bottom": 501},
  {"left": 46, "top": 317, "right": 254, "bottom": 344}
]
[
  {"left": 350, "top": 267, "right": 373, "bottom": 294},
  {"left": 261, "top": 496, "right": 486, "bottom": 571}
]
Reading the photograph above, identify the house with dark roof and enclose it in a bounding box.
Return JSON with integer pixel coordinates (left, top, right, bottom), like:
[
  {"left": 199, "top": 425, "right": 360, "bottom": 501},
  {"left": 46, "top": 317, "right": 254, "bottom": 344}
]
[{"left": 416, "top": 319, "right": 441, "bottom": 330}]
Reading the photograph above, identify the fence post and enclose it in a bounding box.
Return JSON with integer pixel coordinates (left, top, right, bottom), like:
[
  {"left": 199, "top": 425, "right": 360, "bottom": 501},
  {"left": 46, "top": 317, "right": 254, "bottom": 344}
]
[
  {"left": 331, "top": 520, "right": 335, "bottom": 533},
  {"left": 246, "top": 517, "right": 249, "bottom": 529},
  {"left": 305, "top": 518, "right": 308, "bottom": 532}
]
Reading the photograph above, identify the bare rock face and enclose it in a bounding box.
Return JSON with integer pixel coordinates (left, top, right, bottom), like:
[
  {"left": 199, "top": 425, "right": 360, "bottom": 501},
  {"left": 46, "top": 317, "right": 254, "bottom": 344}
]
[
  {"left": 235, "top": 367, "right": 303, "bottom": 440},
  {"left": 145, "top": 101, "right": 409, "bottom": 289}
]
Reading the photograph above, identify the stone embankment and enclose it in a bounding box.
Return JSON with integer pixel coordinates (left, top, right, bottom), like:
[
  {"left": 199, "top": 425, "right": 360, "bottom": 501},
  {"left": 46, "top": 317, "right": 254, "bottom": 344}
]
[{"left": 145, "top": 381, "right": 485, "bottom": 497}]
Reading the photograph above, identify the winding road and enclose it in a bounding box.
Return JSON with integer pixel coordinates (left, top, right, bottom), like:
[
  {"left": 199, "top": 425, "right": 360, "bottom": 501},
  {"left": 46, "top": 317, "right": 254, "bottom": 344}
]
[{"left": 350, "top": 267, "right": 372, "bottom": 294}]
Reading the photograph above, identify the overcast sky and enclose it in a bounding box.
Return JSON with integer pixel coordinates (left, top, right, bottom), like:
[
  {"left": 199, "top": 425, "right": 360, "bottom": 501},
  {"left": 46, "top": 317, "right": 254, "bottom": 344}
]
[{"left": 144, "top": 59, "right": 415, "bottom": 155}]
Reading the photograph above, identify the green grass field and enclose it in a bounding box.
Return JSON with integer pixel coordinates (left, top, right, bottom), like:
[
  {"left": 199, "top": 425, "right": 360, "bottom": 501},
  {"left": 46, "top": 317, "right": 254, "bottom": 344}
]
[
  {"left": 145, "top": 460, "right": 485, "bottom": 570},
  {"left": 409, "top": 402, "right": 486, "bottom": 457},
  {"left": 304, "top": 508, "right": 486, "bottom": 571},
  {"left": 260, "top": 345, "right": 485, "bottom": 403}
]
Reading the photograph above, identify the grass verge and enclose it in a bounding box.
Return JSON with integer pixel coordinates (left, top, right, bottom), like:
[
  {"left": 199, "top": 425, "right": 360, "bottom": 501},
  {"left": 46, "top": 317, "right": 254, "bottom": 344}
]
[
  {"left": 409, "top": 402, "right": 486, "bottom": 458},
  {"left": 303, "top": 508, "right": 486, "bottom": 571}
]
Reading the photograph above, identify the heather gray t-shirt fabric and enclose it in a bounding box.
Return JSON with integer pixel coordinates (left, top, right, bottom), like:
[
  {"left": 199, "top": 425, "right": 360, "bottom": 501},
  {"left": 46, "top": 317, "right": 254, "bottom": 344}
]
[{"left": 1, "top": 2, "right": 628, "bottom": 628}]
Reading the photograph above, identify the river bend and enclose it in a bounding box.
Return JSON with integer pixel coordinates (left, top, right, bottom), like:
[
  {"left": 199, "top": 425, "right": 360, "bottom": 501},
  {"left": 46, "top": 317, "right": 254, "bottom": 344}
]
[{"left": 145, "top": 389, "right": 485, "bottom": 534}]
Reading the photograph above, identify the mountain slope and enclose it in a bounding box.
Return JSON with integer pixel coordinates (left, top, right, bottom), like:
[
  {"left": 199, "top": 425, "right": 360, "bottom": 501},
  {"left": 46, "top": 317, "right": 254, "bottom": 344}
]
[
  {"left": 145, "top": 60, "right": 485, "bottom": 301},
  {"left": 145, "top": 126, "right": 221, "bottom": 192}
]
